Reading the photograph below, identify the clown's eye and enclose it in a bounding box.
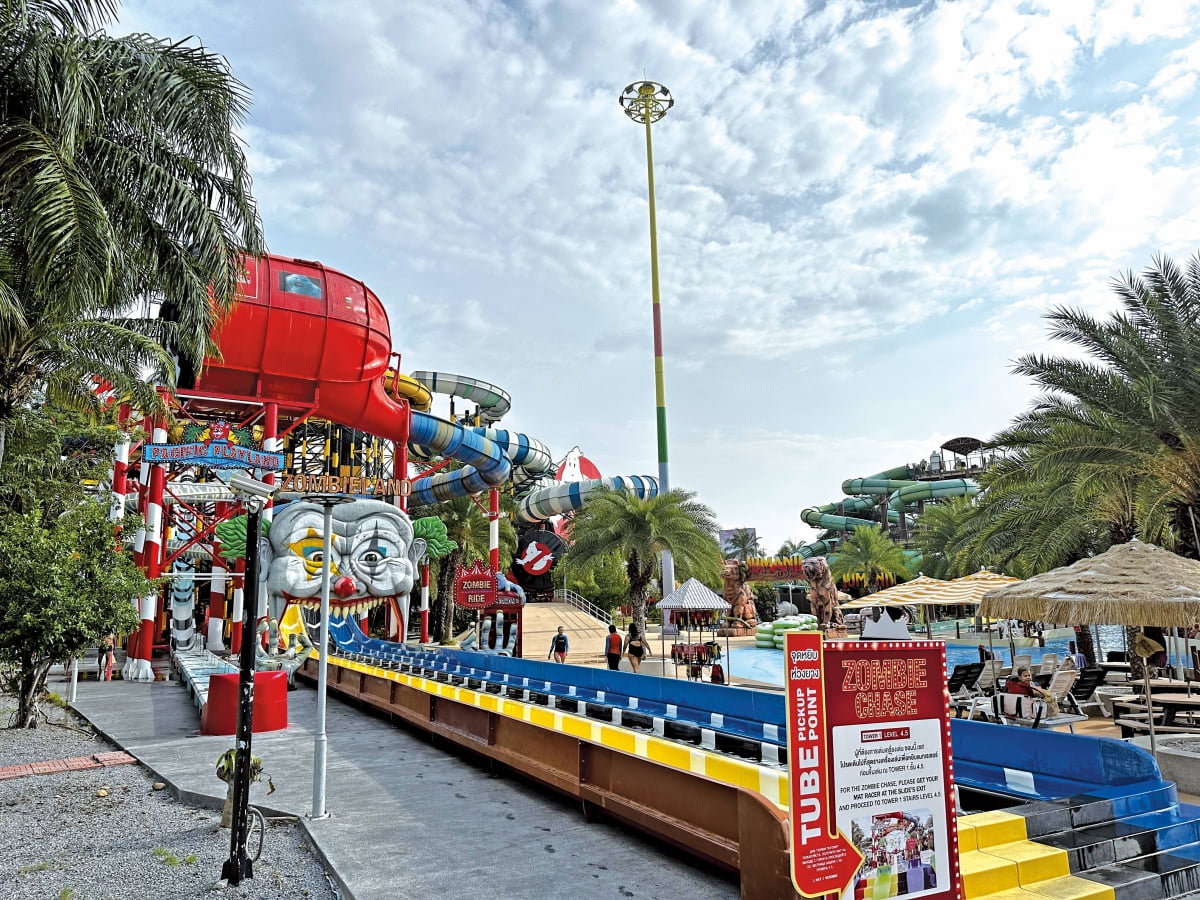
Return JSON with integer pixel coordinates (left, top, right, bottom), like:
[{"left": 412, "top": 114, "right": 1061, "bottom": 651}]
[
  {"left": 303, "top": 547, "right": 325, "bottom": 564},
  {"left": 359, "top": 547, "right": 388, "bottom": 564}
]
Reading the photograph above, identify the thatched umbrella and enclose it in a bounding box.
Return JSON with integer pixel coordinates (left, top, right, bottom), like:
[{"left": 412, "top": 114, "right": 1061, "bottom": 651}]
[
  {"left": 980, "top": 539, "right": 1200, "bottom": 753},
  {"left": 979, "top": 540, "right": 1200, "bottom": 626}
]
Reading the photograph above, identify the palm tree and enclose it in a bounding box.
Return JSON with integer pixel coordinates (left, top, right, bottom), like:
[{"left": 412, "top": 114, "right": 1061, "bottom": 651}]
[
  {"left": 565, "top": 488, "right": 722, "bottom": 638},
  {"left": 777, "top": 539, "right": 806, "bottom": 558},
  {"left": 411, "top": 494, "right": 516, "bottom": 643},
  {"left": 828, "top": 526, "right": 911, "bottom": 594},
  {"left": 913, "top": 496, "right": 987, "bottom": 578},
  {"left": 0, "top": 0, "right": 263, "bottom": 462},
  {"left": 936, "top": 253, "right": 1200, "bottom": 574},
  {"left": 723, "top": 527, "right": 762, "bottom": 561}
]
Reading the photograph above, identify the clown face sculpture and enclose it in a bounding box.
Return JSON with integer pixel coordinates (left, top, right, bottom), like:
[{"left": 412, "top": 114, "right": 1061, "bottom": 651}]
[{"left": 265, "top": 499, "right": 426, "bottom": 636}]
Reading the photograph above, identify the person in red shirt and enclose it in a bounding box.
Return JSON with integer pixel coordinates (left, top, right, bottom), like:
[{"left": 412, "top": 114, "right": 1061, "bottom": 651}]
[
  {"left": 1005, "top": 666, "right": 1037, "bottom": 697},
  {"left": 604, "top": 625, "right": 623, "bottom": 670}
]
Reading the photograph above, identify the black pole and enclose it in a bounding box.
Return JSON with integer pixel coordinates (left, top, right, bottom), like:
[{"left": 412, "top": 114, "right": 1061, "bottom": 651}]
[{"left": 221, "top": 503, "right": 261, "bottom": 885}]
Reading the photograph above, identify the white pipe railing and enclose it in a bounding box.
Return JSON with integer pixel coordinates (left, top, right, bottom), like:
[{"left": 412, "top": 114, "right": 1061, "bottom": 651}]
[{"left": 553, "top": 589, "right": 611, "bottom": 625}]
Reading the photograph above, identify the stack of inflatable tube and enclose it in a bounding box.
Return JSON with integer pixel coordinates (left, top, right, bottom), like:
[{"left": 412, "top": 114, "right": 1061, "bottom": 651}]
[
  {"left": 766, "top": 615, "right": 821, "bottom": 649},
  {"left": 754, "top": 622, "right": 776, "bottom": 649}
]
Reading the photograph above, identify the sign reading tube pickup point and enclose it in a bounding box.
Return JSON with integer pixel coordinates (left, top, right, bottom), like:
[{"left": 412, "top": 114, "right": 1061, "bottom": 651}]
[{"left": 785, "top": 634, "right": 960, "bottom": 900}]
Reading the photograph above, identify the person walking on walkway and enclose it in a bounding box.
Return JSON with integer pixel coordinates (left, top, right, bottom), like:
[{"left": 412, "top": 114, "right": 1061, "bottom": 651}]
[
  {"left": 548, "top": 626, "right": 569, "bottom": 663},
  {"left": 98, "top": 634, "right": 115, "bottom": 681},
  {"left": 623, "top": 624, "right": 652, "bottom": 674},
  {"left": 604, "top": 625, "right": 623, "bottom": 670}
]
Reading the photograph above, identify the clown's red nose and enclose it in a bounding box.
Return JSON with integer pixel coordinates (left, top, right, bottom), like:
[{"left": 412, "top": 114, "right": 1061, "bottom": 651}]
[{"left": 333, "top": 576, "right": 357, "bottom": 598}]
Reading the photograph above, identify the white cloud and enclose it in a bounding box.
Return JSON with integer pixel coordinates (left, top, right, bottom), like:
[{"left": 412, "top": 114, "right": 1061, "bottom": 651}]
[{"left": 115, "top": 0, "right": 1200, "bottom": 554}]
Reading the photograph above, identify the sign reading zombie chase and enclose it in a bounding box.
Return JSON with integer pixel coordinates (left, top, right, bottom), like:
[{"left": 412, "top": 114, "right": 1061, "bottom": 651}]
[
  {"left": 455, "top": 559, "right": 496, "bottom": 610},
  {"left": 786, "top": 635, "right": 959, "bottom": 900}
]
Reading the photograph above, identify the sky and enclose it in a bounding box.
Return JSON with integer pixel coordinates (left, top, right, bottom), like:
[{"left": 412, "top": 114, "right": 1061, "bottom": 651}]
[{"left": 117, "top": 0, "right": 1200, "bottom": 555}]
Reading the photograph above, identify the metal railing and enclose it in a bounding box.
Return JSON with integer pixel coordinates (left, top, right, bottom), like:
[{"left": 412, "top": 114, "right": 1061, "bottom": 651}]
[{"left": 553, "top": 589, "right": 611, "bottom": 625}]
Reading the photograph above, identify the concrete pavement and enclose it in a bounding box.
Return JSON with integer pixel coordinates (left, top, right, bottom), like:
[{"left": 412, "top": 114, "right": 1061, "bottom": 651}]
[{"left": 69, "top": 672, "right": 740, "bottom": 900}]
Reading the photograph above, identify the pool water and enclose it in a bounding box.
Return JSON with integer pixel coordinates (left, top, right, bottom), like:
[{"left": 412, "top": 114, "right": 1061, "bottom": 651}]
[{"left": 727, "top": 628, "right": 1130, "bottom": 687}]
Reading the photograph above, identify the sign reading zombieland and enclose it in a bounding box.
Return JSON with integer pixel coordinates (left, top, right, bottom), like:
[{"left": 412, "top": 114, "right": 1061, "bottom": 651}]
[
  {"left": 786, "top": 635, "right": 959, "bottom": 900},
  {"left": 455, "top": 559, "right": 496, "bottom": 610}
]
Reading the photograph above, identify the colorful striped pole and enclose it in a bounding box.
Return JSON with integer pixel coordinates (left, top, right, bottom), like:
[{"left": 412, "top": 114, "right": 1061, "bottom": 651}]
[
  {"left": 419, "top": 563, "right": 430, "bottom": 643},
  {"left": 262, "top": 403, "right": 279, "bottom": 646},
  {"left": 208, "top": 503, "right": 229, "bottom": 652},
  {"left": 109, "top": 405, "right": 131, "bottom": 530},
  {"left": 129, "top": 416, "right": 167, "bottom": 682},
  {"left": 621, "top": 80, "right": 676, "bottom": 599}
]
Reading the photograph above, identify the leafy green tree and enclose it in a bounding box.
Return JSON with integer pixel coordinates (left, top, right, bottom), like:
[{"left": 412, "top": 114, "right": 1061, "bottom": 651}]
[
  {"left": 0, "top": 403, "right": 146, "bottom": 726},
  {"left": 0, "top": 0, "right": 263, "bottom": 463},
  {"left": 722, "top": 527, "right": 762, "bottom": 561},
  {"left": 0, "top": 502, "right": 144, "bottom": 727},
  {"left": 562, "top": 550, "right": 629, "bottom": 613},
  {"left": 410, "top": 495, "right": 516, "bottom": 643},
  {"left": 564, "top": 488, "right": 722, "bottom": 637},
  {"left": 828, "top": 526, "right": 911, "bottom": 595}
]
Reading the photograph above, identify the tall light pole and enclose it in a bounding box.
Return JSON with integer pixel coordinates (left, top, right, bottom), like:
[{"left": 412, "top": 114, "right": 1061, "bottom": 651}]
[
  {"left": 221, "top": 472, "right": 278, "bottom": 887},
  {"left": 306, "top": 493, "right": 354, "bottom": 820},
  {"left": 620, "top": 79, "right": 676, "bottom": 599}
]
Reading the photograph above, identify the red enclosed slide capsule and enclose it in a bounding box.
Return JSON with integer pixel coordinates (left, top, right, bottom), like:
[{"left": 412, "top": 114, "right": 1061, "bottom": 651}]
[{"left": 194, "top": 255, "right": 408, "bottom": 443}]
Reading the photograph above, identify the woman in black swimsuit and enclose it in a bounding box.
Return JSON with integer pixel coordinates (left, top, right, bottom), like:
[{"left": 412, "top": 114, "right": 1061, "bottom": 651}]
[{"left": 622, "top": 625, "right": 653, "bottom": 674}]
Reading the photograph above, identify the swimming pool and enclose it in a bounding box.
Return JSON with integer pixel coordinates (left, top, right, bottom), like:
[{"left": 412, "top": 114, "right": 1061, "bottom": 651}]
[{"left": 726, "top": 628, "right": 1130, "bottom": 687}]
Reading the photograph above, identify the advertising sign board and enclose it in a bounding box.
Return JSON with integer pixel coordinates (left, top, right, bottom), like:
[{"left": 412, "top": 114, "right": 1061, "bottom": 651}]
[
  {"left": 786, "top": 635, "right": 959, "bottom": 900},
  {"left": 455, "top": 559, "right": 496, "bottom": 610}
]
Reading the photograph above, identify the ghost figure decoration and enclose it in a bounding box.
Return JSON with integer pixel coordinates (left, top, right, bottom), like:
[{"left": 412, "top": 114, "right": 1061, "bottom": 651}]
[{"left": 265, "top": 499, "right": 426, "bottom": 639}]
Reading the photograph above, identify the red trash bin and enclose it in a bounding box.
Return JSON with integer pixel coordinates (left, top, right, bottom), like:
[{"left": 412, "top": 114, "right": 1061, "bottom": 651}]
[{"left": 200, "top": 670, "right": 289, "bottom": 735}]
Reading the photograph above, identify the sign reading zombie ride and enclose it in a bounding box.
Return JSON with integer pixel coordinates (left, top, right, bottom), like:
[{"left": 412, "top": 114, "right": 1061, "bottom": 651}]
[
  {"left": 785, "top": 634, "right": 959, "bottom": 900},
  {"left": 454, "top": 559, "right": 496, "bottom": 610}
]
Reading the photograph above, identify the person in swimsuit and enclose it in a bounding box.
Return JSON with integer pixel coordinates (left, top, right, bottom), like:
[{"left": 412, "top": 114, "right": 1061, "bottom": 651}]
[
  {"left": 604, "top": 625, "right": 623, "bottom": 670},
  {"left": 622, "top": 624, "right": 653, "bottom": 674},
  {"left": 97, "top": 634, "right": 115, "bottom": 681},
  {"left": 548, "top": 626, "right": 569, "bottom": 663}
]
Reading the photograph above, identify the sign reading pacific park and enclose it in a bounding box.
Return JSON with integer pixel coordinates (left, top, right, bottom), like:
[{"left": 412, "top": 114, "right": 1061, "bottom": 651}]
[
  {"left": 144, "top": 419, "right": 284, "bottom": 470},
  {"left": 785, "top": 634, "right": 959, "bottom": 900},
  {"left": 455, "top": 559, "right": 497, "bottom": 610}
]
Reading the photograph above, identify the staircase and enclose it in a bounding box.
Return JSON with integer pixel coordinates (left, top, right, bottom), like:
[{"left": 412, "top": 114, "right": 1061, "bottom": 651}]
[
  {"left": 521, "top": 601, "right": 612, "bottom": 662},
  {"left": 960, "top": 790, "right": 1200, "bottom": 899}
]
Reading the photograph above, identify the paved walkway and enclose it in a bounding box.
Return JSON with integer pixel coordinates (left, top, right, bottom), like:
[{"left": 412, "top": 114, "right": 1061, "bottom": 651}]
[{"left": 68, "top": 673, "right": 740, "bottom": 900}]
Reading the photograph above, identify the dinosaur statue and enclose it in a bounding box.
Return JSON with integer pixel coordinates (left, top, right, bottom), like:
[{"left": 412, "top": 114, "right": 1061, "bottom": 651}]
[
  {"left": 801, "top": 556, "right": 845, "bottom": 629},
  {"left": 717, "top": 559, "right": 759, "bottom": 636}
]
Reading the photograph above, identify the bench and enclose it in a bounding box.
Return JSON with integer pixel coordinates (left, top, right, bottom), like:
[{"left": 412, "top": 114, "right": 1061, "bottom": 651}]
[{"left": 1116, "top": 718, "right": 1200, "bottom": 738}]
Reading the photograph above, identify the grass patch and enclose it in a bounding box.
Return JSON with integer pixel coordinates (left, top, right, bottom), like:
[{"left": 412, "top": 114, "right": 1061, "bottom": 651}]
[
  {"left": 18, "top": 861, "right": 57, "bottom": 875},
  {"left": 151, "top": 847, "right": 197, "bottom": 867},
  {"left": 58, "top": 888, "right": 74, "bottom": 900}
]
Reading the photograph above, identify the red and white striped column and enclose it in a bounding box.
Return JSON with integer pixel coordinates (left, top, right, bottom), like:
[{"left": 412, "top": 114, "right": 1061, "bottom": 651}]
[
  {"left": 207, "top": 502, "right": 229, "bottom": 652},
  {"left": 109, "top": 404, "right": 131, "bottom": 530},
  {"left": 261, "top": 403, "right": 279, "bottom": 647},
  {"left": 128, "top": 415, "right": 167, "bottom": 682},
  {"left": 419, "top": 563, "right": 431, "bottom": 643}
]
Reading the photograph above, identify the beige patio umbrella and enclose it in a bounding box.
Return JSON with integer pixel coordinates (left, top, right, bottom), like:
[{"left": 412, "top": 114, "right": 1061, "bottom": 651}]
[
  {"left": 871, "top": 570, "right": 1021, "bottom": 607},
  {"left": 980, "top": 539, "right": 1200, "bottom": 753},
  {"left": 838, "top": 575, "right": 945, "bottom": 616}
]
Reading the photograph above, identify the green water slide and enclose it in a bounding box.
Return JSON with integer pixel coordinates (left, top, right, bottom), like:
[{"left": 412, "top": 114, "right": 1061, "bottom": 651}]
[{"left": 798, "top": 464, "right": 979, "bottom": 556}]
